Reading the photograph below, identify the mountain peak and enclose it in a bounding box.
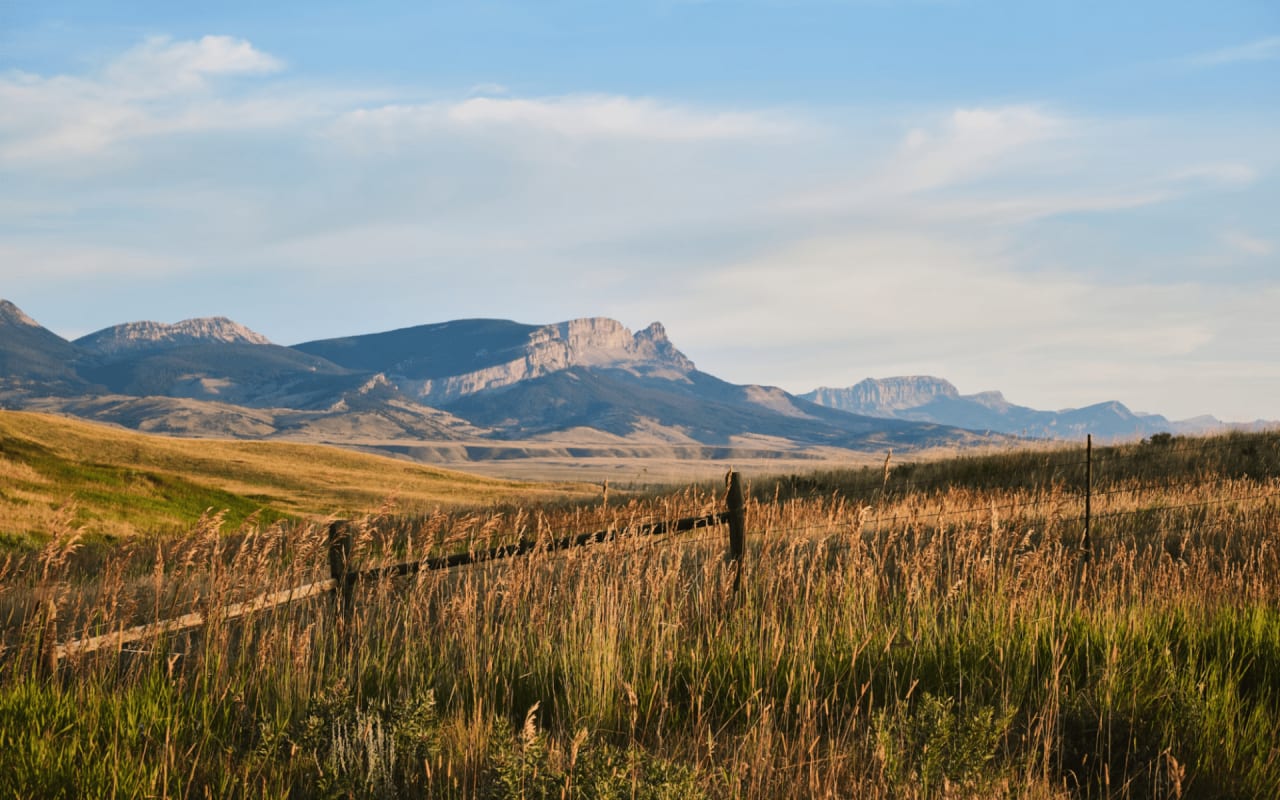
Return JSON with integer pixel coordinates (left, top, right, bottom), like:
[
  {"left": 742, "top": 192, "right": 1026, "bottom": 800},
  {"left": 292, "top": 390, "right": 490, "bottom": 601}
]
[
  {"left": 805, "top": 376, "right": 959, "bottom": 416},
  {"left": 0, "top": 300, "right": 41, "bottom": 328},
  {"left": 76, "top": 316, "right": 272, "bottom": 356},
  {"left": 637, "top": 321, "right": 669, "bottom": 341}
]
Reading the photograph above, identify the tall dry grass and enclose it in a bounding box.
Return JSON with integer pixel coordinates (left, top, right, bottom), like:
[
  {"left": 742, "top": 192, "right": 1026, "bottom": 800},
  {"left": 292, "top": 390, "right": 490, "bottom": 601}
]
[{"left": 2, "top": 433, "right": 1279, "bottom": 798}]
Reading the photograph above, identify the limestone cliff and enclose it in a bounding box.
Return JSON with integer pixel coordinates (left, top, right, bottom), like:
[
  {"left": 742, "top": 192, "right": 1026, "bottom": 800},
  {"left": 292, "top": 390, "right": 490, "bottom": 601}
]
[
  {"left": 805, "top": 376, "right": 960, "bottom": 416},
  {"left": 408, "top": 318, "right": 695, "bottom": 403}
]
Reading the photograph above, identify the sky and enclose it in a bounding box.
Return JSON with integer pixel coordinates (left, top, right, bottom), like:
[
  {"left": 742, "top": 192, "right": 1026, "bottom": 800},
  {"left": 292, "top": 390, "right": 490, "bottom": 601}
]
[{"left": 1, "top": 0, "right": 1277, "bottom": 422}]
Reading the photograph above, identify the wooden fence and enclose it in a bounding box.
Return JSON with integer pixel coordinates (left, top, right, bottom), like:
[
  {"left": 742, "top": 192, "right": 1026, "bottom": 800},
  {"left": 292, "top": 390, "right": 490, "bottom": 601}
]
[{"left": 43, "top": 472, "right": 748, "bottom": 670}]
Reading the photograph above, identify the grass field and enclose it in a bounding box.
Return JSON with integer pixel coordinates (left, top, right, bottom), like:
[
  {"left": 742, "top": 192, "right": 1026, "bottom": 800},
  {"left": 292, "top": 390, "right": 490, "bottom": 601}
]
[
  {"left": 2, "top": 429, "right": 1279, "bottom": 797},
  {"left": 0, "top": 411, "right": 596, "bottom": 549}
]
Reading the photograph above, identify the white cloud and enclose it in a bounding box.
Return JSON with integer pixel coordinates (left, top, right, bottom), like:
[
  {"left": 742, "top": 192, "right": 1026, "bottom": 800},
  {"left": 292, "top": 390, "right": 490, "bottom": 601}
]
[
  {"left": 104, "top": 35, "right": 284, "bottom": 93},
  {"left": 886, "top": 105, "right": 1068, "bottom": 192},
  {"left": 329, "top": 94, "right": 799, "bottom": 148},
  {"left": 665, "top": 232, "right": 1207, "bottom": 356},
  {"left": 781, "top": 105, "right": 1080, "bottom": 218},
  {"left": 1170, "top": 162, "right": 1258, "bottom": 187},
  {"left": 1220, "top": 230, "right": 1274, "bottom": 256},
  {"left": 0, "top": 35, "right": 291, "bottom": 164},
  {"left": 1190, "top": 36, "right": 1280, "bottom": 66},
  {"left": 618, "top": 230, "right": 1274, "bottom": 420}
]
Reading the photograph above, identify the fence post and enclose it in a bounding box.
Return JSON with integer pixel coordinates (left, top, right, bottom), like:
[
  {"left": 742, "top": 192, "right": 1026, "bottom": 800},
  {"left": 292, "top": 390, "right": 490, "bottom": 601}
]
[
  {"left": 1075, "top": 435, "right": 1093, "bottom": 597},
  {"left": 726, "top": 470, "right": 746, "bottom": 594},
  {"left": 1083, "top": 434, "right": 1093, "bottom": 563},
  {"left": 328, "top": 520, "right": 354, "bottom": 624},
  {"left": 39, "top": 595, "right": 58, "bottom": 678}
]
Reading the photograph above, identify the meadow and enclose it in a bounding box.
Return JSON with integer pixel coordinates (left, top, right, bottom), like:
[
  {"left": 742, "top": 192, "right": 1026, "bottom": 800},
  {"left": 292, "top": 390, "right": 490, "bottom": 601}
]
[
  {"left": 0, "top": 411, "right": 594, "bottom": 549},
  {"left": 2, "top": 429, "right": 1279, "bottom": 798}
]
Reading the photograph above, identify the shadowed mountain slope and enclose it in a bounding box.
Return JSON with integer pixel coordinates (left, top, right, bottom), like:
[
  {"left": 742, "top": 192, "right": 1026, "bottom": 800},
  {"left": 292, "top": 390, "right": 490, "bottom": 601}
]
[
  {"left": 0, "top": 300, "right": 86, "bottom": 389},
  {"left": 446, "top": 367, "right": 973, "bottom": 450}
]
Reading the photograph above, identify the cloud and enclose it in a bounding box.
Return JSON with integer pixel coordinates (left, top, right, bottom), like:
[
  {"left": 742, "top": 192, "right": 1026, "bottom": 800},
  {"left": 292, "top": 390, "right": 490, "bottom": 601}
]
[
  {"left": 615, "top": 229, "right": 1274, "bottom": 419},
  {"left": 3, "top": 34, "right": 1279, "bottom": 420},
  {"left": 104, "top": 35, "right": 284, "bottom": 92},
  {"left": 668, "top": 232, "right": 1209, "bottom": 356},
  {"left": 886, "top": 105, "right": 1068, "bottom": 192},
  {"left": 0, "top": 35, "right": 290, "bottom": 164},
  {"left": 329, "top": 94, "right": 799, "bottom": 148},
  {"left": 1220, "top": 230, "right": 1274, "bottom": 256},
  {"left": 1190, "top": 36, "right": 1280, "bottom": 66},
  {"left": 781, "top": 105, "right": 1079, "bottom": 217},
  {"left": 1170, "top": 162, "right": 1258, "bottom": 186}
]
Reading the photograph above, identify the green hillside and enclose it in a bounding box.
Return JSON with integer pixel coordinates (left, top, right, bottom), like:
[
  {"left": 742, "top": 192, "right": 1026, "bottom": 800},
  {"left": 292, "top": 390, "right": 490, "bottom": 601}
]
[{"left": 0, "top": 411, "right": 592, "bottom": 547}]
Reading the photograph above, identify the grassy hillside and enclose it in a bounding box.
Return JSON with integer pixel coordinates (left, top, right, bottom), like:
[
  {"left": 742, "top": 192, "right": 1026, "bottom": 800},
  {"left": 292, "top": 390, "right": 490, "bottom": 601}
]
[{"left": 0, "top": 411, "right": 592, "bottom": 547}]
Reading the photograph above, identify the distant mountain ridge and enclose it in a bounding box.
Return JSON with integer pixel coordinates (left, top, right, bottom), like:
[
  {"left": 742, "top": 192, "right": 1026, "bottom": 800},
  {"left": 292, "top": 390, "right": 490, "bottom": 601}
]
[
  {"left": 8, "top": 299, "right": 1259, "bottom": 470},
  {"left": 76, "top": 317, "right": 273, "bottom": 356},
  {"left": 296, "top": 317, "right": 695, "bottom": 404},
  {"left": 802, "top": 377, "right": 1268, "bottom": 440},
  {"left": 0, "top": 300, "right": 988, "bottom": 465}
]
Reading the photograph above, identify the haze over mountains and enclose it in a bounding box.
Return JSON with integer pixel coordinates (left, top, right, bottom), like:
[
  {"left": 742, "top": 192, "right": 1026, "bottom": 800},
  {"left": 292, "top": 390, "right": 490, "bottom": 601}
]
[
  {"left": 1, "top": 300, "right": 1260, "bottom": 471},
  {"left": 801, "top": 377, "right": 1266, "bottom": 440}
]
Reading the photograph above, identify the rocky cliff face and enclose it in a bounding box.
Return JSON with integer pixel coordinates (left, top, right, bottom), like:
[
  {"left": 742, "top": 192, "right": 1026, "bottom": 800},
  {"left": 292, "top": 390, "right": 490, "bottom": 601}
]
[
  {"left": 410, "top": 318, "right": 695, "bottom": 403},
  {"left": 805, "top": 376, "right": 960, "bottom": 416},
  {"left": 76, "top": 317, "right": 272, "bottom": 357}
]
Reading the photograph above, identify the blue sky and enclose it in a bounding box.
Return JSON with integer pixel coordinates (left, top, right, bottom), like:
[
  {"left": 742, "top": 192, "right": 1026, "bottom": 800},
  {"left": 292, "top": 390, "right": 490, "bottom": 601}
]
[{"left": 2, "top": 0, "right": 1277, "bottom": 421}]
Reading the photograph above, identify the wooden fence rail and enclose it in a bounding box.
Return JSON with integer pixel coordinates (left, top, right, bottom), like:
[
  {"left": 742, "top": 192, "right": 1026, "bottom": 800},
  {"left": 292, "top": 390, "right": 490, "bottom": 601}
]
[{"left": 44, "top": 471, "right": 748, "bottom": 667}]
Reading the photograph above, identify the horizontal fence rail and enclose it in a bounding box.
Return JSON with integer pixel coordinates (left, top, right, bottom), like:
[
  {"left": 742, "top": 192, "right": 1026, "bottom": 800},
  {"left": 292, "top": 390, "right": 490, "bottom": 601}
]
[
  {"left": 43, "top": 472, "right": 749, "bottom": 668},
  {"left": 27, "top": 429, "right": 1280, "bottom": 673},
  {"left": 345, "top": 511, "right": 732, "bottom": 584},
  {"left": 52, "top": 579, "right": 337, "bottom": 661}
]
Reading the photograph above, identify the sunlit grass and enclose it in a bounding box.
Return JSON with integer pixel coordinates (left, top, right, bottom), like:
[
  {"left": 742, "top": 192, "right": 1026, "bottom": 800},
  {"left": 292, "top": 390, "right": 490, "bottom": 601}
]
[
  {"left": 0, "top": 411, "right": 595, "bottom": 544},
  {"left": 2, "top": 430, "right": 1278, "bottom": 797}
]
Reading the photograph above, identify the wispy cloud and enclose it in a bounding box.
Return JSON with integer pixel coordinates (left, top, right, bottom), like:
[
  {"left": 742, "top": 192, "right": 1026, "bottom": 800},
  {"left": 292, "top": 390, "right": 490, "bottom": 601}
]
[
  {"left": 886, "top": 105, "right": 1068, "bottom": 192},
  {"left": 1220, "top": 230, "right": 1275, "bottom": 256},
  {"left": 330, "top": 94, "right": 800, "bottom": 148},
  {"left": 1169, "top": 162, "right": 1258, "bottom": 186},
  {"left": 0, "top": 35, "right": 294, "bottom": 163},
  {"left": 1189, "top": 36, "right": 1280, "bottom": 66}
]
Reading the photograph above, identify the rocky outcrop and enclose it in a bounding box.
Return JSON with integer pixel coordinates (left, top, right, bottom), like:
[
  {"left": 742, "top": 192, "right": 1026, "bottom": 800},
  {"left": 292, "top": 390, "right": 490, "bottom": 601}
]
[
  {"left": 410, "top": 318, "right": 695, "bottom": 403},
  {"left": 804, "top": 376, "right": 960, "bottom": 417},
  {"left": 76, "top": 317, "right": 272, "bottom": 356}
]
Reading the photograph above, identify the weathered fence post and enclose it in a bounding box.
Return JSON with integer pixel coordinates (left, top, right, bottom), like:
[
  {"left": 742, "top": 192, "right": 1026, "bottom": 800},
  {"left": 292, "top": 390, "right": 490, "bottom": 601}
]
[
  {"left": 726, "top": 470, "right": 746, "bottom": 594},
  {"left": 39, "top": 595, "right": 58, "bottom": 678},
  {"left": 1075, "top": 434, "right": 1093, "bottom": 596},
  {"left": 1083, "top": 434, "right": 1093, "bottom": 563},
  {"left": 328, "top": 520, "right": 354, "bottom": 624}
]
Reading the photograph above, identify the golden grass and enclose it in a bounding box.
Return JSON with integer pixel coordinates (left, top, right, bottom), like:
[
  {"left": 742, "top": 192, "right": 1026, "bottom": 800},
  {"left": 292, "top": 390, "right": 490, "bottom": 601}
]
[
  {"left": 0, "top": 411, "right": 596, "bottom": 542},
  {"left": 2, "top": 430, "right": 1278, "bottom": 797}
]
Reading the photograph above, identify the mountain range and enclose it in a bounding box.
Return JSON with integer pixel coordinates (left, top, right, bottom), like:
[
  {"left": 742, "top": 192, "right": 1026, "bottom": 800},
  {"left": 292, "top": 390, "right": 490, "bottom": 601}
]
[
  {"left": 2, "top": 299, "right": 1260, "bottom": 472},
  {"left": 0, "top": 300, "right": 983, "bottom": 470},
  {"left": 801, "top": 377, "right": 1268, "bottom": 440}
]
